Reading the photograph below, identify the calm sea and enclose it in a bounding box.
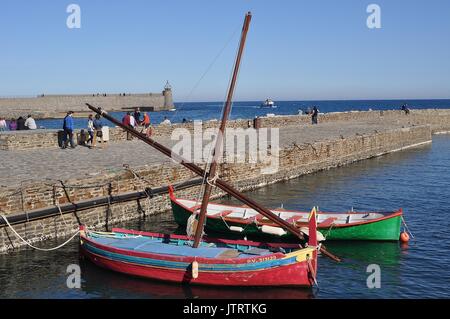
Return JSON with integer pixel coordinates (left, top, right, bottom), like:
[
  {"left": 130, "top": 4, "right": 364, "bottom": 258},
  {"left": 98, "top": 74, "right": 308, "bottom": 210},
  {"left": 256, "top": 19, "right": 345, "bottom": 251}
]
[
  {"left": 0, "top": 132, "right": 449, "bottom": 298},
  {"left": 34, "top": 99, "right": 450, "bottom": 129}
]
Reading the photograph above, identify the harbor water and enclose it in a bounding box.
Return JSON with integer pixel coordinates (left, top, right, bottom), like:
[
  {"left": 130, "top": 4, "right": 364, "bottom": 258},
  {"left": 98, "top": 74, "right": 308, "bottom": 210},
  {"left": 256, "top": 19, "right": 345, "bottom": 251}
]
[
  {"left": 0, "top": 131, "right": 449, "bottom": 298},
  {"left": 34, "top": 99, "right": 450, "bottom": 130}
]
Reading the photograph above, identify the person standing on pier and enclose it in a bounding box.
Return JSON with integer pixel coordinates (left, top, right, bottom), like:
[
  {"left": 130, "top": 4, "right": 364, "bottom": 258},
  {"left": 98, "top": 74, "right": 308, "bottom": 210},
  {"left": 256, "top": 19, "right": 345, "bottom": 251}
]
[
  {"left": 142, "top": 112, "right": 152, "bottom": 137},
  {"left": 312, "top": 106, "right": 319, "bottom": 124},
  {"left": 133, "top": 108, "right": 141, "bottom": 126},
  {"left": 93, "top": 114, "right": 105, "bottom": 149},
  {"left": 129, "top": 113, "right": 136, "bottom": 129},
  {"left": 122, "top": 112, "right": 133, "bottom": 140},
  {"left": 401, "top": 104, "right": 410, "bottom": 115},
  {"left": 62, "top": 111, "right": 75, "bottom": 149},
  {"left": 87, "top": 114, "right": 95, "bottom": 148}
]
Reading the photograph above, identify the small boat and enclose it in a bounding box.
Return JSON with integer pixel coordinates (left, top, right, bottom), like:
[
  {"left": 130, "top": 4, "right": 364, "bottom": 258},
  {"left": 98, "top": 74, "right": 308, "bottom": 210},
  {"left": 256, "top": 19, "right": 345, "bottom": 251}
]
[
  {"left": 260, "top": 98, "right": 277, "bottom": 108},
  {"left": 169, "top": 189, "right": 403, "bottom": 241},
  {"left": 79, "top": 225, "right": 318, "bottom": 287}
]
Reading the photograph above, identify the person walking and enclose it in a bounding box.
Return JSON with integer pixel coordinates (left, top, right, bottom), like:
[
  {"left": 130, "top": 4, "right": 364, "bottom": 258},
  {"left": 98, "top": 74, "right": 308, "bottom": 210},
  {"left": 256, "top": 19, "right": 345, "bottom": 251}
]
[
  {"left": 8, "top": 118, "right": 17, "bottom": 131},
  {"left": 25, "top": 115, "right": 37, "bottom": 130},
  {"left": 311, "top": 106, "right": 319, "bottom": 125},
  {"left": 62, "top": 111, "right": 75, "bottom": 149},
  {"left": 93, "top": 114, "right": 105, "bottom": 149},
  {"left": 17, "top": 116, "right": 26, "bottom": 130},
  {"left": 87, "top": 114, "right": 95, "bottom": 148}
]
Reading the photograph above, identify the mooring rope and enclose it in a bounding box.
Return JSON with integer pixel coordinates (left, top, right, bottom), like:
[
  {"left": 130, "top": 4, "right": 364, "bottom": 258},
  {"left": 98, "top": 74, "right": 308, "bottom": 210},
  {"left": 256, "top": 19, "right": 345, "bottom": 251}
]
[
  {"left": 0, "top": 214, "right": 79, "bottom": 252},
  {"left": 123, "top": 165, "right": 153, "bottom": 216},
  {"left": 401, "top": 216, "right": 415, "bottom": 239}
]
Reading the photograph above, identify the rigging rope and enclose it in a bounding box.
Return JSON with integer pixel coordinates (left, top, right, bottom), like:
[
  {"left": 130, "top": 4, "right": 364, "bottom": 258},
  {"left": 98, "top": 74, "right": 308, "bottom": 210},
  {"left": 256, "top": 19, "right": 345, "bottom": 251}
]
[{"left": 0, "top": 214, "right": 79, "bottom": 252}]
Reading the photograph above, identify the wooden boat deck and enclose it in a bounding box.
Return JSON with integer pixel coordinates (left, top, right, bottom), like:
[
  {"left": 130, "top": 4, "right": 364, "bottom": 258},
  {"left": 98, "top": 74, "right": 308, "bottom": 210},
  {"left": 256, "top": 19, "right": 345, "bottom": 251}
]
[{"left": 87, "top": 232, "right": 276, "bottom": 259}]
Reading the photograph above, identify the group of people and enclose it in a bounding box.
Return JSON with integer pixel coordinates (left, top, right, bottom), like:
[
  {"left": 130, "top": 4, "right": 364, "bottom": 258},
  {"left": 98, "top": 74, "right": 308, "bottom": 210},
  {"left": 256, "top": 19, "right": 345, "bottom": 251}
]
[
  {"left": 121, "top": 108, "right": 153, "bottom": 139},
  {"left": 61, "top": 111, "right": 105, "bottom": 149},
  {"left": 0, "top": 115, "right": 37, "bottom": 131}
]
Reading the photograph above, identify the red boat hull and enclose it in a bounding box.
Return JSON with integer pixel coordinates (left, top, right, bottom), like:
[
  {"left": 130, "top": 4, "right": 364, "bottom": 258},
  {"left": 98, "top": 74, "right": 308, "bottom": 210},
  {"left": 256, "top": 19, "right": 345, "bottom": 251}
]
[
  {"left": 79, "top": 227, "right": 317, "bottom": 287},
  {"left": 81, "top": 247, "right": 314, "bottom": 287}
]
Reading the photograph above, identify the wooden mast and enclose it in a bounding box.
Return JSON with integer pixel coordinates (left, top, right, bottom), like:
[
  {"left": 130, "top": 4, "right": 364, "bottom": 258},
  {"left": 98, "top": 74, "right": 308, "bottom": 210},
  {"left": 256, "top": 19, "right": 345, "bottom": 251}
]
[{"left": 192, "top": 12, "right": 252, "bottom": 248}]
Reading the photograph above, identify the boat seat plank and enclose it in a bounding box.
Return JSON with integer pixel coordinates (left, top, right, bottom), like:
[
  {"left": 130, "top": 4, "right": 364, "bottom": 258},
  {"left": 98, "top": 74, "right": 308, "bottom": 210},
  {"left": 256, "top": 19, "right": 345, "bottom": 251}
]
[
  {"left": 318, "top": 217, "right": 338, "bottom": 228},
  {"left": 286, "top": 216, "right": 304, "bottom": 223},
  {"left": 211, "top": 210, "right": 233, "bottom": 217}
]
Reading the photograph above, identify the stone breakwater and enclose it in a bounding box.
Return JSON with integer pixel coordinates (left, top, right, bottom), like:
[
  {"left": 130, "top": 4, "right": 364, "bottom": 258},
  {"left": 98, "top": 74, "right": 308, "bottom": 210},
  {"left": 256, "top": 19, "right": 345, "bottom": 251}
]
[
  {"left": 1, "top": 109, "right": 450, "bottom": 151},
  {"left": 0, "top": 88, "right": 174, "bottom": 119},
  {"left": 0, "top": 109, "right": 445, "bottom": 253}
]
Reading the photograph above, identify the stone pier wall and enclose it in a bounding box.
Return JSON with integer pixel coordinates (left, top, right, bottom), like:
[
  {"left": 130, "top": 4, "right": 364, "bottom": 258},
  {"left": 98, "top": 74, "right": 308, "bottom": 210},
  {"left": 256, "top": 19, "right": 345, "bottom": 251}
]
[
  {"left": 1, "top": 109, "right": 449, "bottom": 151},
  {"left": 0, "top": 124, "right": 432, "bottom": 253}
]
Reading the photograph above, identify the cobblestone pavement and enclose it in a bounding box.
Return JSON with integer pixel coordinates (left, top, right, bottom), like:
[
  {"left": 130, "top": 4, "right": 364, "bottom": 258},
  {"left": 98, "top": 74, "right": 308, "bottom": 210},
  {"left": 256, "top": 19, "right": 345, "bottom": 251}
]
[{"left": 0, "top": 121, "right": 406, "bottom": 187}]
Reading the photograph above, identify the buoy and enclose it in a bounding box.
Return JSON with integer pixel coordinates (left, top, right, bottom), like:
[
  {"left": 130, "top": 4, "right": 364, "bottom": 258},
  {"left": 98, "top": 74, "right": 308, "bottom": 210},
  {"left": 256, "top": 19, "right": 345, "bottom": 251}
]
[
  {"left": 229, "top": 226, "right": 244, "bottom": 233},
  {"left": 261, "top": 225, "right": 287, "bottom": 236},
  {"left": 191, "top": 261, "right": 199, "bottom": 279},
  {"left": 400, "top": 232, "right": 410, "bottom": 243}
]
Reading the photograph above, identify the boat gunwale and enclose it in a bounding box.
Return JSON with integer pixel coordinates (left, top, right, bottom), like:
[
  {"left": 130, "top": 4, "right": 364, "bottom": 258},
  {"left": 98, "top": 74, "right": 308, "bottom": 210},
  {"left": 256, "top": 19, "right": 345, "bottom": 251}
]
[
  {"left": 170, "top": 194, "right": 403, "bottom": 229},
  {"left": 80, "top": 228, "right": 310, "bottom": 266}
]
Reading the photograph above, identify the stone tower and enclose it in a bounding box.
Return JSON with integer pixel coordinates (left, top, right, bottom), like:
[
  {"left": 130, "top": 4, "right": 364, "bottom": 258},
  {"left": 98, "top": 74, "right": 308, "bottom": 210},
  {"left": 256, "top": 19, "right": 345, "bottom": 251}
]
[{"left": 163, "top": 81, "right": 174, "bottom": 109}]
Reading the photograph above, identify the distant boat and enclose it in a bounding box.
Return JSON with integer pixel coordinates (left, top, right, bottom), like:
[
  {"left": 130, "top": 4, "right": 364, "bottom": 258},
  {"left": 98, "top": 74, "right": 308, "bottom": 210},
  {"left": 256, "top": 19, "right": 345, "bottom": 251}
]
[
  {"left": 260, "top": 98, "right": 277, "bottom": 108},
  {"left": 169, "top": 108, "right": 176, "bottom": 112}
]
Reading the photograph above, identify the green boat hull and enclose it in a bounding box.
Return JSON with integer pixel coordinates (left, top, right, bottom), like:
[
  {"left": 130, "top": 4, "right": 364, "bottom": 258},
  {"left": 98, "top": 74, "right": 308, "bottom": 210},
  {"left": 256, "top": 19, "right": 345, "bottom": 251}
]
[{"left": 171, "top": 200, "right": 402, "bottom": 241}]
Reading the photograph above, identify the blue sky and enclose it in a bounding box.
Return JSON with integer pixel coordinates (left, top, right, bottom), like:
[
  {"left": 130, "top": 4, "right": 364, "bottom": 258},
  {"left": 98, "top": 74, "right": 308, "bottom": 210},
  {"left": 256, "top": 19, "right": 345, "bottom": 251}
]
[{"left": 0, "top": 0, "right": 449, "bottom": 101}]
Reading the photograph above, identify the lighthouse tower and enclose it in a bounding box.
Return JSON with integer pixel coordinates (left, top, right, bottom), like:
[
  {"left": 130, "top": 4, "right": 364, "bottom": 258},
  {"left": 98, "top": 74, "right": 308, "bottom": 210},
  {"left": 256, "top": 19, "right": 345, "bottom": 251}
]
[{"left": 163, "top": 81, "right": 174, "bottom": 110}]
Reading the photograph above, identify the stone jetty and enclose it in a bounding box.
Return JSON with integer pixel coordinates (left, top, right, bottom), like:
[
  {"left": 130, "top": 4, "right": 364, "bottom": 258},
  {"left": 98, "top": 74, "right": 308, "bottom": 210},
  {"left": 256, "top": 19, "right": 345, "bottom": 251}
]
[{"left": 0, "top": 84, "right": 174, "bottom": 119}]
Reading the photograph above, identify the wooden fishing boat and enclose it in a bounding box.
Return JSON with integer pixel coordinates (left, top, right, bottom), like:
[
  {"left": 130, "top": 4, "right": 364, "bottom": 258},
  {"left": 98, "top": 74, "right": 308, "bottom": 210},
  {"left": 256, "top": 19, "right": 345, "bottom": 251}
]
[
  {"left": 169, "top": 189, "right": 403, "bottom": 241},
  {"left": 79, "top": 223, "right": 318, "bottom": 287}
]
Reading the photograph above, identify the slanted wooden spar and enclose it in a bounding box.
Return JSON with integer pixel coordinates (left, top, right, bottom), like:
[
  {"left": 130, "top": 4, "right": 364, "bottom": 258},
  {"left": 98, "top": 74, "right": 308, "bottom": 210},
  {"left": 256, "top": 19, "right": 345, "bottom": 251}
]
[{"left": 86, "top": 13, "right": 340, "bottom": 262}]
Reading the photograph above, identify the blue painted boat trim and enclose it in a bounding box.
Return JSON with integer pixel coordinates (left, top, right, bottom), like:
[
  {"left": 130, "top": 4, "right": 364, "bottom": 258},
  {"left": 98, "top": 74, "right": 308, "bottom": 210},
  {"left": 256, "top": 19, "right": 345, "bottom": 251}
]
[{"left": 83, "top": 241, "right": 298, "bottom": 272}]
